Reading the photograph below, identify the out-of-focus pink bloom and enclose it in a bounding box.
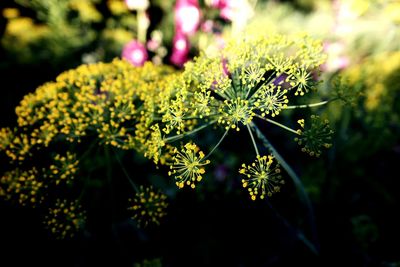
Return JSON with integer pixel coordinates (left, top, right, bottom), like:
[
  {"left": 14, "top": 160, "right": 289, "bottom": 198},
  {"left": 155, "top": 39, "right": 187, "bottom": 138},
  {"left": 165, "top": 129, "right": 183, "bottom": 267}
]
[
  {"left": 201, "top": 20, "right": 214, "bottom": 33},
  {"left": 215, "top": 34, "right": 226, "bottom": 49},
  {"left": 122, "top": 40, "right": 148, "bottom": 66},
  {"left": 323, "top": 57, "right": 350, "bottom": 72},
  {"left": 221, "top": 57, "right": 229, "bottom": 76},
  {"left": 125, "top": 0, "right": 149, "bottom": 11},
  {"left": 213, "top": 0, "right": 253, "bottom": 25},
  {"left": 147, "top": 39, "right": 160, "bottom": 51},
  {"left": 322, "top": 41, "right": 349, "bottom": 72},
  {"left": 174, "top": 0, "right": 201, "bottom": 35},
  {"left": 208, "top": 0, "right": 229, "bottom": 9},
  {"left": 170, "top": 33, "right": 190, "bottom": 67},
  {"left": 220, "top": 6, "right": 234, "bottom": 20}
]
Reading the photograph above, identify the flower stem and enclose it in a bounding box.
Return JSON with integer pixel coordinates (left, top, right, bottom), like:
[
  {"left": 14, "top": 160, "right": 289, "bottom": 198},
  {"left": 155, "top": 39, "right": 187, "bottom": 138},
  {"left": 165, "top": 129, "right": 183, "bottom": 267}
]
[
  {"left": 265, "top": 198, "right": 319, "bottom": 255},
  {"left": 283, "top": 100, "right": 330, "bottom": 110},
  {"left": 203, "top": 128, "right": 229, "bottom": 161},
  {"left": 247, "top": 124, "right": 259, "bottom": 156},
  {"left": 251, "top": 123, "right": 320, "bottom": 254},
  {"left": 164, "top": 119, "right": 217, "bottom": 142},
  {"left": 112, "top": 148, "right": 139, "bottom": 193},
  {"left": 255, "top": 114, "right": 299, "bottom": 135}
]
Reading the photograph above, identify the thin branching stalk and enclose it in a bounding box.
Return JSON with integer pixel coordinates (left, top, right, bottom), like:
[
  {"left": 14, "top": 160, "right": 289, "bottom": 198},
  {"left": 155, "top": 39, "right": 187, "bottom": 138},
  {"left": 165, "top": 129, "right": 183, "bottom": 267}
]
[
  {"left": 247, "top": 124, "right": 260, "bottom": 156},
  {"left": 251, "top": 123, "right": 320, "bottom": 254},
  {"left": 255, "top": 114, "right": 300, "bottom": 135},
  {"left": 283, "top": 100, "right": 331, "bottom": 110},
  {"left": 112, "top": 148, "right": 139, "bottom": 193},
  {"left": 164, "top": 119, "right": 217, "bottom": 142},
  {"left": 203, "top": 128, "right": 229, "bottom": 161}
]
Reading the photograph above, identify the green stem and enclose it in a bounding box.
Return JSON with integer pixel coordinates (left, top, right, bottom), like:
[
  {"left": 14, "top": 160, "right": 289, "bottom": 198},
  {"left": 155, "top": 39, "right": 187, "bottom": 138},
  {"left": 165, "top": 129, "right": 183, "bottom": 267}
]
[
  {"left": 153, "top": 114, "right": 218, "bottom": 121},
  {"left": 251, "top": 123, "right": 319, "bottom": 254},
  {"left": 255, "top": 114, "right": 299, "bottom": 135},
  {"left": 112, "top": 148, "right": 139, "bottom": 193},
  {"left": 283, "top": 100, "right": 330, "bottom": 110},
  {"left": 77, "top": 139, "right": 98, "bottom": 162},
  {"left": 164, "top": 120, "right": 217, "bottom": 142},
  {"left": 265, "top": 198, "right": 319, "bottom": 255},
  {"left": 247, "top": 124, "right": 259, "bottom": 156},
  {"left": 203, "top": 128, "right": 229, "bottom": 161}
]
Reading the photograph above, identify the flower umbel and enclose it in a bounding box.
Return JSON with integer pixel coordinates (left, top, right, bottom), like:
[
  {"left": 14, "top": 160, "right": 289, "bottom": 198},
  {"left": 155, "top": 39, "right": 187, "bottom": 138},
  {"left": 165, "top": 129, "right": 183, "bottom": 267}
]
[
  {"left": 295, "top": 115, "right": 333, "bottom": 157},
  {"left": 169, "top": 142, "right": 210, "bottom": 189},
  {"left": 45, "top": 152, "right": 79, "bottom": 185},
  {"left": 44, "top": 199, "right": 86, "bottom": 239},
  {"left": 239, "top": 155, "right": 284, "bottom": 200},
  {"left": 0, "top": 167, "right": 45, "bottom": 206},
  {"left": 218, "top": 97, "right": 254, "bottom": 131},
  {"left": 127, "top": 186, "right": 168, "bottom": 227}
]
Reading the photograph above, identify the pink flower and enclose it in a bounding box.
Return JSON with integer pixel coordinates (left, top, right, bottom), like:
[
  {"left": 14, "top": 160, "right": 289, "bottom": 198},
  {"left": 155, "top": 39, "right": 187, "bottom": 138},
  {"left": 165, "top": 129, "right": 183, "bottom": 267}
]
[
  {"left": 170, "top": 33, "right": 190, "bottom": 67},
  {"left": 122, "top": 40, "right": 148, "bottom": 66},
  {"left": 322, "top": 41, "right": 349, "bottom": 72},
  {"left": 174, "top": 0, "right": 201, "bottom": 36},
  {"left": 209, "top": 0, "right": 229, "bottom": 9},
  {"left": 201, "top": 20, "right": 214, "bottom": 33}
]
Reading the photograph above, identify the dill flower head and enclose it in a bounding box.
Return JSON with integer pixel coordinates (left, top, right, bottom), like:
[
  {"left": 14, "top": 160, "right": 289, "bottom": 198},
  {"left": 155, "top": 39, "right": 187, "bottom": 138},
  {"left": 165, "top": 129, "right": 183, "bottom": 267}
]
[
  {"left": 0, "top": 167, "right": 45, "bottom": 206},
  {"left": 143, "top": 124, "right": 166, "bottom": 164},
  {"left": 253, "top": 84, "right": 289, "bottom": 117},
  {"left": 218, "top": 97, "right": 254, "bottom": 131},
  {"left": 239, "top": 155, "right": 284, "bottom": 200},
  {"left": 168, "top": 143, "right": 210, "bottom": 189},
  {"left": 176, "top": 33, "right": 326, "bottom": 133},
  {"left": 4, "top": 133, "right": 32, "bottom": 162},
  {"left": 44, "top": 199, "right": 86, "bottom": 239},
  {"left": 294, "top": 115, "right": 333, "bottom": 157},
  {"left": 44, "top": 152, "right": 79, "bottom": 185},
  {"left": 127, "top": 186, "right": 168, "bottom": 228},
  {"left": 0, "top": 128, "right": 14, "bottom": 150}
]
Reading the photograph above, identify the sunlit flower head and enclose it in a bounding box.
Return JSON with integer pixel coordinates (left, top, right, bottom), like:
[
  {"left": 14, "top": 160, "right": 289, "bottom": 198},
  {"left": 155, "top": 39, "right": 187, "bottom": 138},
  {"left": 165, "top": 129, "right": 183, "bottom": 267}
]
[
  {"left": 239, "top": 155, "right": 284, "bottom": 200},
  {"left": 254, "top": 84, "right": 289, "bottom": 117},
  {"left": 122, "top": 40, "right": 148, "bottom": 66},
  {"left": 168, "top": 143, "right": 210, "bottom": 189},
  {"left": 218, "top": 97, "right": 254, "bottom": 131}
]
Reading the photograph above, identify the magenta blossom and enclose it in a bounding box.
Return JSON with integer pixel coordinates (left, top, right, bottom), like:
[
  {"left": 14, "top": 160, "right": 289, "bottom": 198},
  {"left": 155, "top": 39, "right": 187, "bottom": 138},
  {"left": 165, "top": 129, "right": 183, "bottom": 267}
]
[
  {"left": 322, "top": 41, "right": 349, "bottom": 72},
  {"left": 209, "top": 0, "right": 233, "bottom": 20},
  {"left": 170, "top": 33, "right": 190, "bottom": 67},
  {"left": 174, "top": 0, "right": 201, "bottom": 36},
  {"left": 122, "top": 40, "right": 148, "bottom": 67},
  {"left": 209, "top": 0, "right": 228, "bottom": 9}
]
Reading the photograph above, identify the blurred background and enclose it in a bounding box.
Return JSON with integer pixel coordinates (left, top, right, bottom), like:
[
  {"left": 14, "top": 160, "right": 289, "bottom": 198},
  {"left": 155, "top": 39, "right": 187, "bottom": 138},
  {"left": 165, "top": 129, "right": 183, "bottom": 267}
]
[{"left": 1, "top": 0, "right": 400, "bottom": 266}]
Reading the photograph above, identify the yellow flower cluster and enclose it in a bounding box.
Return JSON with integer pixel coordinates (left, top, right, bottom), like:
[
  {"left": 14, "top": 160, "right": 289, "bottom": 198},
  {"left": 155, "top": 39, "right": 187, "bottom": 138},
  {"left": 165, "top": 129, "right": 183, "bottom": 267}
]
[
  {"left": 239, "top": 155, "right": 284, "bottom": 200},
  {"left": 168, "top": 143, "right": 210, "bottom": 189},
  {"left": 1, "top": 33, "right": 330, "bottom": 205},
  {"left": 128, "top": 186, "right": 168, "bottom": 228},
  {"left": 343, "top": 51, "right": 400, "bottom": 127},
  {"left": 295, "top": 116, "right": 333, "bottom": 157},
  {"left": 0, "top": 168, "right": 45, "bottom": 206},
  {"left": 44, "top": 152, "right": 79, "bottom": 185},
  {"left": 44, "top": 199, "right": 86, "bottom": 239},
  {"left": 0, "top": 60, "right": 175, "bottom": 164}
]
